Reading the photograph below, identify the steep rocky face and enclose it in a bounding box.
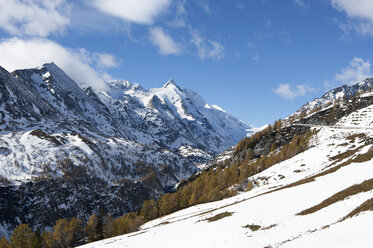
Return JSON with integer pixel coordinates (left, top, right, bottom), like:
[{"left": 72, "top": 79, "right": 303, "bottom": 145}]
[
  {"left": 98, "top": 79, "right": 251, "bottom": 153},
  {"left": 12, "top": 63, "right": 124, "bottom": 138},
  {"left": 0, "top": 66, "right": 59, "bottom": 130},
  {"left": 0, "top": 63, "right": 250, "bottom": 234},
  {"left": 298, "top": 95, "right": 373, "bottom": 126}
]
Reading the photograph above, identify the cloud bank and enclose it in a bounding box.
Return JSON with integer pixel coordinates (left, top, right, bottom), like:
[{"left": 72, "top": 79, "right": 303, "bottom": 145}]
[
  {"left": 331, "top": 0, "right": 373, "bottom": 35},
  {"left": 0, "top": 38, "right": 119, "bottom": 90},
  {"left": 190, "top": 29, "right": 224, "bottom": 60},
  {"left": 92, "top": 0, "right": 172, "bottom": 25},
  {"left": 324, "top": 57, "right": 372, "bottom": 89},
  {"left": 274, "top": 84, "right": 315, "bottom": 100},
  {"left": 149, "top": 27, "right": 182, "bottom": 55},
  {"left": 0, "top": 0, "right": 70, "bottom": 37}
]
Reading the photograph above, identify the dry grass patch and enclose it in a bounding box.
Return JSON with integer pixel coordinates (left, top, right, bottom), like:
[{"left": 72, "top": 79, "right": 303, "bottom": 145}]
[
  {"left": 337, "top": 142, "right": 348, "bottom": 147},
  {"left": 353, "top": 147, "right": 373, "bottom": 163},
  {"left": 206, "top": 211, "right": 234, "bottom": 222},
  {"left": 262, "top": 224, "right": 277, "bottom": 230},
  {"left": 154, "top": 221, "right": 170, "bottom": 227},
  {"left": 341, "top": 197, "right": 373, "bottom": 221},
  {"left": 128, "top": 230, "right": 147, "bottom": 237},
  {"left": 346, "top": 133, "right": 366, "bottom": 143},
  {"left": 329, "top": 146, "right": 361, "bottom": 162},
  {"left": 297, "top": 178, "right": 373, "bottom": 215}
]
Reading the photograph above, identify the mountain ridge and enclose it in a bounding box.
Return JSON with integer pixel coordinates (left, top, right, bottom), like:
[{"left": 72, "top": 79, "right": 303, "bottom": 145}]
[
  {"left": 290, "top": 78, "right": 373, "bottom": 120},
  {"left": 0, "top": 62, "right": 251, "bottom": 235}
]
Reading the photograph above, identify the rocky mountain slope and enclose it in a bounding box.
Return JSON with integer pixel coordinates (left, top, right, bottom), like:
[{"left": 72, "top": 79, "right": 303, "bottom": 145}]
[
  {"left": 0, "top": 63, "right": 250, "bottom": 234},
  {"left": 98, "top": 79, "right": 250, "bottom": 153},
  {"left": 290, "top": 78, "right": 373, "bottom": 120},
  {"left": 80, "top": 83, "right": 373, "bottom": 248}
]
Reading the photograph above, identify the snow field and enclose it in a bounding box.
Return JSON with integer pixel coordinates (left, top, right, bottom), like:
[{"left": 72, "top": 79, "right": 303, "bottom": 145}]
[{"left": 78, "top": 127, "right": 373, "bottom": 248}]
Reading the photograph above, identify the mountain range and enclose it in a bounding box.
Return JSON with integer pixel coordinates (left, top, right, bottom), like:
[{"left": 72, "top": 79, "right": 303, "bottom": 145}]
[{"left": 0, "top": 63, "right": 250, "bottom": 235}]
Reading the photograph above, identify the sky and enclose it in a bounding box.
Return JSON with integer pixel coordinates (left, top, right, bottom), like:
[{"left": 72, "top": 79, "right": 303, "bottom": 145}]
[{"left": 0, "top": 0, "right": 373, "bottom": 127}]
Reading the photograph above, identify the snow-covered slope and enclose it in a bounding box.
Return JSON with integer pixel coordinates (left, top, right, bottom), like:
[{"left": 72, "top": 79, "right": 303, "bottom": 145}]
[{"left": 79, "top": 123, "right": 373, "bottom": 248}]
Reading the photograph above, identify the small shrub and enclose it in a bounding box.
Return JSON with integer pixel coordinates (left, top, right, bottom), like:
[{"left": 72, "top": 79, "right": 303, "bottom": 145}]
[
  {"left": 243, "top": 224, "right": 261, "bottom": 231},
  {"left": 246, "top": 181, "right": 254, "bottom": 191}
]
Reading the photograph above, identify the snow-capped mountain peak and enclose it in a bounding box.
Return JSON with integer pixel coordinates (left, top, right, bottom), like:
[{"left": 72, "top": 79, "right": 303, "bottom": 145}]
[
  {"left": 98, "top": 78, "right": 251, "bottom": 153},
  {"left": 162, "top": 79, "right": 179, "bottom": 89}
]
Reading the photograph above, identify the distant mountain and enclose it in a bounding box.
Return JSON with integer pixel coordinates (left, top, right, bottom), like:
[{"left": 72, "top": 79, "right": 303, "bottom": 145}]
[
  {"left": 0, "top": 63, "right": 250, "bottom": 234},
  {"left": 98, "top": 78, "right": 251, "bottom": 153},
  {"left": 290, "top": 78, "right": 373, "bottom": 119}
]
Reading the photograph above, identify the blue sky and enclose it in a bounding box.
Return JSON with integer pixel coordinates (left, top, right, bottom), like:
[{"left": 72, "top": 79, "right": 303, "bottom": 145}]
[{"left": 1, "top": 0, "right": 373, "bottom": 127}]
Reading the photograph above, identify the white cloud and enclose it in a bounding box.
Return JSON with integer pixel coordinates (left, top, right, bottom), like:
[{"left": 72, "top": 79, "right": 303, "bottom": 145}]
[
  {"left": 274, "top": 84, "right": 314, "bottom": 100},
  {"left": 0, "top": 0, "right": 70, "bottom": 37},
  {"left": 0, "top": 38, "right": 117, "bottom": 90},
  {"left": 168, "top": 0, "right": 187, "bottom": 27},
  {"left": 190, "top": 29, "right": 224, "bottom": 60},
  {"left": 334, "top": 57, "right": 371, "bottom": 85},
  {"left": 331, "top": 0, "right": 373, "bottom": 35},
  {"left": 149, "top": 27, "right": 181, "bottom": 55},
  {"left": 337, "top": 19, "right": 373, "bottom": 36},
  {"left": 331, "top": 0, "right": 373, "bottom": 21},
  {"left": 196, "top": 1, "right": 211, "bottom": 14},
  {"left": 323, "top": 57, "right": 371, "bottom": 90},
  {"left": 96, "top": 53, "right": 120, "bottom": 68},
  {"left": 92, "top": 0, "right": 172, "bottom": 25},
  {"left": 293, "top": 0, "right": 306, "bottom": 7}
]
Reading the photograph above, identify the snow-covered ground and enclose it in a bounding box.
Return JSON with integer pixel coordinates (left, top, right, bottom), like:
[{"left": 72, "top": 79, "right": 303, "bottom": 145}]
[{"left": 79, "top": 126, "right": 373, "bottom": 248}]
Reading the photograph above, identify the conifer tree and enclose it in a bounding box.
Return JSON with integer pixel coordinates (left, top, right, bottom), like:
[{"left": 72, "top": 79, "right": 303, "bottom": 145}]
[
  {"left": 67, "top": 217, "right": 84, "bottom": 246},
  {"left": 86, "top": 214, "right": 99, "bottom": 242},
  {"left": 51, "top": 219, "right": 69, "bottom": 248},
  {"left": 41, "top": 231, "right": 52, "bottom": 248},
  {"left": 103, "top": 215, "right": 115, "bottom": 239},
  {"left": 0, "top": 236, "right": 11, "bottom": 248},
  {"left": 10, "top": 224, "right": 36, "bottom": 248},
  {"left": 140, "top": 199, "right": 157, "bottom": 220}
]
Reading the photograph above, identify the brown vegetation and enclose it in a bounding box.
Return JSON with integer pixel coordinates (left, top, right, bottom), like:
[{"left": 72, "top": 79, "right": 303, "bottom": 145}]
[
  {"left": 243, "top": 224, "right": 261, "bottom": 231},
  {"left": 341, "top": 197, "right": 373, "bottom": 221},
  {"left": 205, "top": 212, "right": 234, "bottom": 222}
]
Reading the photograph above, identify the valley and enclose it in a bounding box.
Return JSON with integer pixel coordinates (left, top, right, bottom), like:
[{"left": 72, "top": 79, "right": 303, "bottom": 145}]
[{"left": 80, "top": 123, "right": 373, "bottom": 248}]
